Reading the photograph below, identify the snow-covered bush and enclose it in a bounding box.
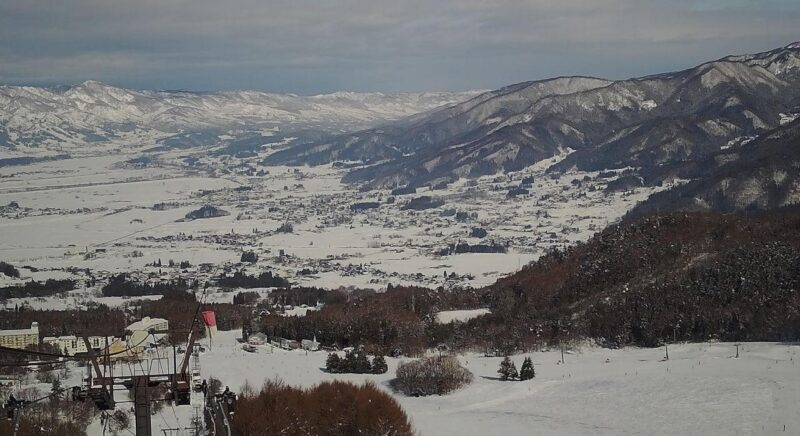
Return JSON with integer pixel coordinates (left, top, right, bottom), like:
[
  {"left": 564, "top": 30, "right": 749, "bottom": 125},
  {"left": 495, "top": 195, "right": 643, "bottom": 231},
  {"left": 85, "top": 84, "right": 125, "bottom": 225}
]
[{"left": 392, "top": 355, "right": 473, "bottom": 396}]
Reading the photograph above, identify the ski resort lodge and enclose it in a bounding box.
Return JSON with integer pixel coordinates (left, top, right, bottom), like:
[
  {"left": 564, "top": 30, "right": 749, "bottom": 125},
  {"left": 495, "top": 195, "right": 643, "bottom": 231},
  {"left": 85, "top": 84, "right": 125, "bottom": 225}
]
[
  {"left": 42, "top": 335, "right": 118, "bottom": 356},
  {"left": 0, "top": 322, "right": 39, "bottom": 350}
]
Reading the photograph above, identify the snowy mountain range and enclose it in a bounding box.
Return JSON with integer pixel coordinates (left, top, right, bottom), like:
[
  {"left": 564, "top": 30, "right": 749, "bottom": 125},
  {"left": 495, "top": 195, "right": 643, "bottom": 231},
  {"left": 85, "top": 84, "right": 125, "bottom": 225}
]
[
  {"left": 0, "top": 81, "right": 481, "bottom": 154},
  {"left": 266, "top": 43, "right": 800, "bottom": 192}
]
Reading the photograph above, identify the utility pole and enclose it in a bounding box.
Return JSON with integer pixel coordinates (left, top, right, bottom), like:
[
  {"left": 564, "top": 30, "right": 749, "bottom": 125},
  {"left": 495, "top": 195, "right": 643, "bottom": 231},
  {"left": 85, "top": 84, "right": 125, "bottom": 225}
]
[{"left": 133, "top": 376, "right": 152, "bottom": 436}]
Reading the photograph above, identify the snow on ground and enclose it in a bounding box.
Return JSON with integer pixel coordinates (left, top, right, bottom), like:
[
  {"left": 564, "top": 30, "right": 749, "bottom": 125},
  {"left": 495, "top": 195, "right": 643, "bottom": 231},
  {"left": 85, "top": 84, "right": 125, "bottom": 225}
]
[
  {"left": 435, "top": 308, "right": 491, "bottom": 323},
  {"left": 281, "top": 305, "right": 320, "bottom": 317},
  {"left": 185, "top": 331, "right": 800, "bottom": 436},
  {"left": 0, "top": 148, "right": 666, "bottom": 311}
]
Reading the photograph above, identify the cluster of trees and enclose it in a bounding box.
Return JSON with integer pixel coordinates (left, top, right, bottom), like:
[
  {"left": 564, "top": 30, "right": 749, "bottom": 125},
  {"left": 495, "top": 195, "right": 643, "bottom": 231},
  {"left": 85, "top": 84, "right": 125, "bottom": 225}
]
[
  {"left": 1, "top": 291, "right": 247, "bottom": 344},
  {"left": 259, "top": 286, "right": 485, "bottom": 356},
  {"left": 136, "top": 291, "right": 248, "bottom": 342},
  {"left": 232, "top": 379, "right": 413, "bottom": 436},
  {"left": 475, "top": 211, "right": 800, "bottom": 350},
  {"left": 276, "top": 222, "right": 294, "bottom": 233},
  {"left": 392, "top": 356, "right": 473, "bottom": 396},
  {"left": 325, "top": 350, "right": 388, "bottom": 374},
  {"left": 266, "top": 287, "right": 346, "bottom": 307},
  {"left": 497, "top": 356, "right": 535, "bottom": 381},
  {"left": 232, "top": 291, "right": 260, "bottom": 305},
  {"left": 438, "top": 242, "right": 507, "bottom": 255},
  {"left": 217, "top": 270, "right": 289, "bottom": 289},
  {"left": 151, "top": 259, "right": 191, "bottom": 268},
  {"left": 101, "top": 274, "right": 195, "bottom": 297},
  {"left": 240, "top": 251, "right": 258, "bottom": 263},
  {"left": 0, "top": 261, "right": 20, "bottom": 278},
  {"left": 0, "top": 279, "right": 76, "bottom": 299},
  {"left": 0, "top": 304, "right": 126, "bottom": 338}
]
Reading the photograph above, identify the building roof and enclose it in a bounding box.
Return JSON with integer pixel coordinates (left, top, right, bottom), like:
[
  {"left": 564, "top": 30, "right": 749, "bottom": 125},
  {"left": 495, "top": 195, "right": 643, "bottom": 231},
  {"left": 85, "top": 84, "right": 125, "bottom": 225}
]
[
  {"left": 0, "top": 324, "right": 38, "bottom": 336},
  {"left": 126, "top": 317, "right": 168, "bottom": 332},
  {"left": 43, "top": 335, "right": 78, "bottom": 341}
]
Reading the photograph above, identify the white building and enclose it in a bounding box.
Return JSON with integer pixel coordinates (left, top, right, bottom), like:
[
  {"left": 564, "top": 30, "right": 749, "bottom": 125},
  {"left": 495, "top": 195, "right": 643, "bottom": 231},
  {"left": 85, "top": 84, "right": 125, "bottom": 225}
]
[
  {"left": 42, "top": 335, "right": 117, "bottom": 356},
  {"left": 0, "top": 323, "right": 39, "bottom": 350},
  {"left": 301, "top": 337, "right": 320, "bottom": 351},
  {"left": 126, "top": 317, "right": 169, "bottom": 351}
]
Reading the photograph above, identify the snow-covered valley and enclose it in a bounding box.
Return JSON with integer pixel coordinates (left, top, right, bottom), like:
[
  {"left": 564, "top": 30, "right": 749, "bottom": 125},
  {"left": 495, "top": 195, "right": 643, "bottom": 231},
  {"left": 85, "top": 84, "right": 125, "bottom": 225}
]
[{"left": 0, "top": 143, "right": 665, "bottom": 311}]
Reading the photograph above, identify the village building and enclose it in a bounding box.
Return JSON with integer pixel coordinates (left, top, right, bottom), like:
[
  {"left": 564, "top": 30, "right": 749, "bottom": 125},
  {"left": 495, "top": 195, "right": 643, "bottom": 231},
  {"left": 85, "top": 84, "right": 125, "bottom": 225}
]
[
  {"left": 42, "top": 335, "right": 117, "bottom": 356},
  {"left": 301, "top": 337, "right": 320, "bottom": 351},
  {"left": 126, "top": 316, "right": 169, "bottom": 351},
  {"left": 0, "top": 322, "right": 39, "bottom": 350}
]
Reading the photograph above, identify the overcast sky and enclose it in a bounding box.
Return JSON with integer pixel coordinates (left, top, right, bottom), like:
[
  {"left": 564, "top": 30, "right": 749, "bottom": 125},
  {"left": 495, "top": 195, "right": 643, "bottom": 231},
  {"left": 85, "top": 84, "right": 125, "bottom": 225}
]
[{"left": 1, "top": 0, "right": 798, "bottom": 94}]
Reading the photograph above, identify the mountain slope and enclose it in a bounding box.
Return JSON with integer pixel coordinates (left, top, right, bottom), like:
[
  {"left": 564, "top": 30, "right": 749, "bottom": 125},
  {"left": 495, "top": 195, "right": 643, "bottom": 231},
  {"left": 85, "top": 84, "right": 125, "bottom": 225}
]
[
  {"left": 629, "top": 118, "right": 800, "bottom": 214},
  {"left": 0, "top": 81, "right": 480, "bottom": 153},
  {"left": 264, "top": 76, "right": 612, "bottom": 169},
  {"left": 267, "top": 43, "right": 800, "bottom": 189},
  {"left": 467, "top": 211, "right": 800, "bottom": 349}
]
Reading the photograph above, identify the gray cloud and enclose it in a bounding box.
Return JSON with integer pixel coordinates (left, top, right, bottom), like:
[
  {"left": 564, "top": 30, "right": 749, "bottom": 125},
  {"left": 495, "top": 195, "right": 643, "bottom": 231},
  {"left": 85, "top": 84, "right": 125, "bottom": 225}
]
[{"left": 1, "top": 0, "right": 797, "bottom": 93}]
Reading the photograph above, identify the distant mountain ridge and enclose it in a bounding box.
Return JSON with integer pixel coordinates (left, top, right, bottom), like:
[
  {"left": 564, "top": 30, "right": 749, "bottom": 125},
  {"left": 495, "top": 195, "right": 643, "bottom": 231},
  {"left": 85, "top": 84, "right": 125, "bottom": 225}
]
[
  {"left": 265, "top": 42, "right": 800, "bottom": 191},
  {"left": 0, "top": 81, "right": 481, "bottom": 153}
]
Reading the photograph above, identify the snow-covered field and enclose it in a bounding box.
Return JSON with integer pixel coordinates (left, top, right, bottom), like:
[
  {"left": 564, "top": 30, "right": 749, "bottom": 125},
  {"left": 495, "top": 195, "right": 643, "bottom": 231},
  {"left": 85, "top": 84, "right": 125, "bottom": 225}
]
[
  {"left": 75, "top": 330, "right": 799, "bottom": 436},
  {"left": 0, "top": 145, "right": 667, "bottom": 312},
  {"left": 435, "top": 308, "right": 491, "bottom": 323}
]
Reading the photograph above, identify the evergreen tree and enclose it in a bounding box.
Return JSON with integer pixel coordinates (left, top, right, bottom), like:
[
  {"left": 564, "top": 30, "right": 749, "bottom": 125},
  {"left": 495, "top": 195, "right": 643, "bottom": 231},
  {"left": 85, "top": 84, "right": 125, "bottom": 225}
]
[
  {"left": 343, "top": 350, "right": 358, "bottom": 373},
  {"left": 498, "top": 356, "right": 517, "bottom": 381},
  {"left": 354, "top": 350, "right": 372, "bottom": 374},
  {"left": 326, "top": 353, "right": 342, "bottom": 373},
  {"left": 519, "top": 356, "right": 535, "bottom": 380},
  {"left": 508, "top": 360, "right": 519, "bottom": 380},
  {"left": 50, "top": 378, "right": 62, "bottom": 404},
  {"left": 371, "top": 355, "right": 388, "bottom": 374}
]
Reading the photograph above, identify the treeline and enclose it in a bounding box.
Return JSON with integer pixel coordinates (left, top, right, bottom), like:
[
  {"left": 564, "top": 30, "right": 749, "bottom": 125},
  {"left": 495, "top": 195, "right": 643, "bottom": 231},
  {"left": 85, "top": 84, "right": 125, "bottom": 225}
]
[
  {"left": 256, "top": 210, "right": 800, "bottom": 355},
  {"left": 266, "top": 287, "right": 347, "bottom": 307},
  {"left": 135, "top": 291, "right": 248, "bottom": 342},
  {"left": 101, "top": 274, "right": 195, "bottom": 297},
  {"left": 438, "top": 242, "right": 507, "bottom": 255},
  {"left": 0, "top": 305, "right": 127, "bottom": 337},
  {"left": 475, "top": 211, "right": 800, "bottom": 350},
  {"left": 218, "top": 270, "right": 289, "bottom": 289},
  {"left": 0, "top": 279, "right": 76, "bottom": 299},
  {"left": 232, "top": 380, "right": 413, "bottom": 436},
  {"left": 259, "top": 286, "right": 485, "bottom": 356},
  {"left": 0, "top": 293, "right": 247, "bottom": 342}
]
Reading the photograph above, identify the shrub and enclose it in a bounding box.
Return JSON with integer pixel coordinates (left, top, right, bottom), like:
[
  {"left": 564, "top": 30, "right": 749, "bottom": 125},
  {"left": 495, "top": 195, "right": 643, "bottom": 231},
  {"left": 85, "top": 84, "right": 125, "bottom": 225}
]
[
  {"left": 372, "top": 355, "right": 388, "bottom": 374},
  {"left": 233, "top": 379, "right": 414, "bottom": 436},
  {"left": 392, "top": 355, "right": 473, "bottom": 396}
]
